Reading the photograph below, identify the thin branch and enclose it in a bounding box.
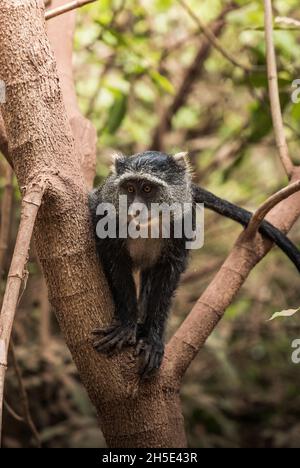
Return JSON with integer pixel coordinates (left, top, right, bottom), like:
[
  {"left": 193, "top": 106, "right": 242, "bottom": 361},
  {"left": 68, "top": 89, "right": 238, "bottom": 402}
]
[
  {"left": 45, "top": 0, "right": 97, "bottom": 20},
  {"left": 245, "top": 180, "right": 300, "bottom": 237},
  {"left": 275, "top": 16, "right": 300, "bottom": 28},
  {"left": 264, "top": 0, "right": 294, "bottom": 178},
  {"left": 10, "top": 342, "right": 41, "bottom": 448},
  {"left": 0, "top": 179, "right": 45, "bottom": 443},
  {"left": 177, "top": 0, "right": 255, "bottom": 73},
  {"left": 4, "top": 400, "right": 24, "bottom": 423},
  {"left": 150, "top": 5, "right": 233, "bottom": 150},
  {"left": 0, "top": 163, "right": 13, "bottom": 277}
]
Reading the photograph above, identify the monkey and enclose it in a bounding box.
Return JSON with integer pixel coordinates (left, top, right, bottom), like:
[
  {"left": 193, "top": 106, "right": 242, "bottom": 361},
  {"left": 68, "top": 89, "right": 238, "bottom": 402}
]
[{"left": 89, "top": 150, "right": 300, "bottom": 377}]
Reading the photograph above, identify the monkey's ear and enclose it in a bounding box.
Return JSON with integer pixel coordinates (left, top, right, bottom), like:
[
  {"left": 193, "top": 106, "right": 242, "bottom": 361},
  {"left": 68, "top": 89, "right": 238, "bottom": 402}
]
[
  {"left": 110, "top": 152, "right": 125, "bottom": 174},
  {"left": 173, "top": 151, "right": 189, "bottom": 168}
]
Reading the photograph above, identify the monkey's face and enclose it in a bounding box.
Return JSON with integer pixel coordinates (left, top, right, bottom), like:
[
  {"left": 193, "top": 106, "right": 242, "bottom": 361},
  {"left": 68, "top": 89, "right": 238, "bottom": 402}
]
[
  {"left": 119, "top": 177, "right": 165, "bottom": 230},
  {"left": 104, "top": 150, "right": 193, "bottom": 231}
]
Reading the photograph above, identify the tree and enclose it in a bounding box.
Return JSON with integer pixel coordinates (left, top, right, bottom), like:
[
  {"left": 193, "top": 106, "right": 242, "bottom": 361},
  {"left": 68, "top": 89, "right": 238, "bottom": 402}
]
[{"left": 0, "top": 0, "right": 300, "bottom": 448}]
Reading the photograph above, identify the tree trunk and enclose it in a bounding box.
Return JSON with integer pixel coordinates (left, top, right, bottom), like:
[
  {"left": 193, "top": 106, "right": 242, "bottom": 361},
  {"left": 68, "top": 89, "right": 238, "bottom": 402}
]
[{"left": 0, "top": 0, "right": 186, "bottom": 448}]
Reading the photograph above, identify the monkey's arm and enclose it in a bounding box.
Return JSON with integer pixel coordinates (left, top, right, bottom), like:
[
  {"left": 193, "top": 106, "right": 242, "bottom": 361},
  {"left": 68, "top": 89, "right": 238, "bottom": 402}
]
[
  {"left": 192, "top": 184, "right": 300, "bottom": 273},
  {"left": 89, "top": 189, "right": 139, "bottom": 352}
]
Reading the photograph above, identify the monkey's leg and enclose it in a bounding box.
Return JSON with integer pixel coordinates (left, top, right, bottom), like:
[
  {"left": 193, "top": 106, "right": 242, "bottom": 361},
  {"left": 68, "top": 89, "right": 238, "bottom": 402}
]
[
  {"left": 136, "top": 255, "right": 187, "bottom": 378},
  {"left": 92, "top": 248, "right": 139, "bottom": 354}
]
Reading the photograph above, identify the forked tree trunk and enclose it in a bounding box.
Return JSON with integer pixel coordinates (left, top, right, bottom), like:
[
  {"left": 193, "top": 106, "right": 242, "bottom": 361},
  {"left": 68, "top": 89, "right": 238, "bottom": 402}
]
[{"left": 0, "top": 0, "right": 187, "bottom": 448}]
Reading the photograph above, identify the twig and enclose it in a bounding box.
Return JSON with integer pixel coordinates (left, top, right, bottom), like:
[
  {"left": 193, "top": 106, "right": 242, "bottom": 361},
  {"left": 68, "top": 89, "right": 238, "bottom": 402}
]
[
  {"left": 0, "top": 163, "right": 13, "bottom": 277},
  {"left": 275, "top": 16, "right": 300, "bottom": 28},
  {"left": 0, "top": 180, "right": 45, "bottom": 443},
  {"left": 245, "top": 180, "right": 300, "bottom": 237},
  {"left": 45, "top": 0, "right": 97, "bottom": 20},
  {"left": 150, "top": 5, "right": 233, "bottom": 150},
  {"left": 177, "top": 0, "right": 255, "bottom": 73},
  {"left": 10, "top": 342, "right": 41, "bottom": 448},
  {"left": 4, "top": 399, "right": 24, "bottom": 423},
  {"left": 264, "top": 0, "right": 294, "bottom": 178}
]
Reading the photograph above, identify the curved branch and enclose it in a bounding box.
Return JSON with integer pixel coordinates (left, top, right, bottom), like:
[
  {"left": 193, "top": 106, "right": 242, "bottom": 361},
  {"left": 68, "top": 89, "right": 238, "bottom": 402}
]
[
  {"left": 245, "top": 180, "right": 300, "bottom": 237},
  {"left": 166, "top": 169, "right": 300, "bottom": 380},
  {"left": 264, "top": 0, "right": 294, "bottom": 178}
]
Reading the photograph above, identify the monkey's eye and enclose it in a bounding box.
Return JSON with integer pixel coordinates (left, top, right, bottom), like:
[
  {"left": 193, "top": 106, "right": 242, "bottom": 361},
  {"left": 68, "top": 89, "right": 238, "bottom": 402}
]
[
  {"left": 143, "top": 185, "right": 152, "bottom": 193},
  {"left": 127, "top": 184, "right": 135, "bottom": 193}
]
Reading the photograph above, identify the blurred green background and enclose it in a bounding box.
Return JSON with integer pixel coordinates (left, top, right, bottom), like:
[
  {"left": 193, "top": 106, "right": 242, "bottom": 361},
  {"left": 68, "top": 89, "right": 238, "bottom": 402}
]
[{"left": 1, "top": 0, "right": 300, "bottom": 448}]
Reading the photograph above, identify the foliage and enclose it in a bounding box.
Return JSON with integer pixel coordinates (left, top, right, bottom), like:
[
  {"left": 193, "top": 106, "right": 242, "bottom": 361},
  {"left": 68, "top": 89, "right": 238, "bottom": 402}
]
[{"left": 1, "top": 0, "right": 300, "bottom": 448}]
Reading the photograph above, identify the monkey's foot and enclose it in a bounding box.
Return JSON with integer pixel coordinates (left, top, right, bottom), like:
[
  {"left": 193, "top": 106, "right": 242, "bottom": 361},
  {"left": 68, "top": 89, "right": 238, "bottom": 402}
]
[
  {"left": 92, "top": 322, "right": 137, "bottom": 354},
  {"left": 135, "top": 337, "right": 164, "bottom": 378}
]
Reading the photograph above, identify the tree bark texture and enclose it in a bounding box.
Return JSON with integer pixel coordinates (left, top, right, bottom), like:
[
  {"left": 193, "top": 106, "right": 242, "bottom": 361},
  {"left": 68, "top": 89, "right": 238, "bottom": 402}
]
[{"left": 0, "top": 0, "right": 187, "bottom": 448}]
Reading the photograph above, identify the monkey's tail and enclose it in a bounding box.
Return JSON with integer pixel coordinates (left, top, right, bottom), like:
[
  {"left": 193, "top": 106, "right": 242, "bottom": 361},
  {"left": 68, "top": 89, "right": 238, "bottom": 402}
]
[{"left": 192, "top": 184, "right": 300, "bottom": 273}]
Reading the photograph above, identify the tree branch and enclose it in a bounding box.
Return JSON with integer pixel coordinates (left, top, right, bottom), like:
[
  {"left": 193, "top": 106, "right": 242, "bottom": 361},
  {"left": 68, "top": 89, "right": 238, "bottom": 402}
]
[
  {"left": 45, "top": 0, "right": 97, "bottom": 21},
  {"left": 10, "top": 342, "right": 41, "bottom": 448},
  {"left": 275, "top": 16, "right": 300, "bottom": 28},
  {"left": 245, "top": 180, "right": 300, "bottom": 237},
  {"left": 177, "top": 0, "right": 255, "bottom": 73},
  {"left": 0, "top": 0, "right": 97, "bottom": 179},
  {"left": 0, "top": 179, "right": 45, "bottom": 441},
  {"left": 264, "top": 0, "right": 294, "bottom": 178},
  {"left": 150, "top": 5, "right": 233, "bottom": 151},
  {"left": 166, "top": 169, "right": 300, "bottom": 379}
]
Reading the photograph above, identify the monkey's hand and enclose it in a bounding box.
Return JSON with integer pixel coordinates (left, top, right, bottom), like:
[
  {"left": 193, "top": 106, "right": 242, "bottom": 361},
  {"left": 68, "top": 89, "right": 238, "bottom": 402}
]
[
  {"left": 135, "top": 335, "right": 164, "bottom": 378},
  {"left": 92, "top": 321, "right": 137, "bottom": 354}
]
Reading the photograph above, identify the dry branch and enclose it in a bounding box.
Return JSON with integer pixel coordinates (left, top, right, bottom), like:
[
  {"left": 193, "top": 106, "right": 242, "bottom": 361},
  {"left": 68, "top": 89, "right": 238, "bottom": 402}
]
[
  {"left": 245, "top": 180, "right": 300, "bottom": 237},
  {"left": 275, "top": 16, "right": 300, "bottom": 28},
  {"left": 45, "top": 0, "right": 96, "bottom": 20},
  {"left": 264, "top": 0, "right": 294, "bottom": 178},
  {"left": 0, "top": 163, "right": 13, "bottom": 276},
  {"left": 10, "top": 342, "right": 41, "bottom": 447},
  {"left": 0, "top": 180, "right": 45, "bottom": 440}
]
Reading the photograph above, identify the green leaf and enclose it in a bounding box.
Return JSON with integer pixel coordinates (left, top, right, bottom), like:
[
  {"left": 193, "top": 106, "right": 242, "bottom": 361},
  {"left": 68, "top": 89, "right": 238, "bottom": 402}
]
[
  {"left": 149, "top": 70, "right": 174, "bottom": 94},
  {"left": 104, "top": 92, "right": 128, "bottom": 134},
  {"left": 269, "top": 308, "right": 300, "bottom": 321}
]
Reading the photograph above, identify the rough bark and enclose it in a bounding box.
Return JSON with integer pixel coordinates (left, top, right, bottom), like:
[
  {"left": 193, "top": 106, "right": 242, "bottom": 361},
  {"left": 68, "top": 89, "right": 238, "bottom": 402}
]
[
  {"left": 46, "top": 0, "right": 97, "bottom": 188},
  {"left": 0, "top": 0, "right": 186, "bottom": 448}
]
